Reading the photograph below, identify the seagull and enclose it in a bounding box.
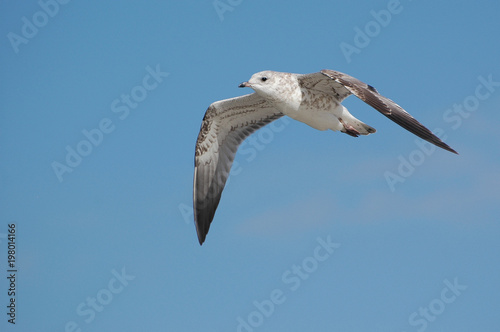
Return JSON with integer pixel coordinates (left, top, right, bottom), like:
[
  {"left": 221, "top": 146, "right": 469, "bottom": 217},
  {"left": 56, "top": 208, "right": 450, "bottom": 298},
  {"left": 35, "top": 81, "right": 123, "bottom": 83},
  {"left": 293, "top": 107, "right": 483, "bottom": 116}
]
[{"left": 193, "top": 69, "right": 457, "bottom": 245}]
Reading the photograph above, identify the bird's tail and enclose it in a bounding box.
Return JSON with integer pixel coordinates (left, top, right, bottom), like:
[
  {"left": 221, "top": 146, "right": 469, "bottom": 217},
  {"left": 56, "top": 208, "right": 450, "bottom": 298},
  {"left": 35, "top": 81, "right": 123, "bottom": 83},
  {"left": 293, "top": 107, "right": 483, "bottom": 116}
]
[{"left": 338, "top": 108, "right": 376, "bottom": 137}]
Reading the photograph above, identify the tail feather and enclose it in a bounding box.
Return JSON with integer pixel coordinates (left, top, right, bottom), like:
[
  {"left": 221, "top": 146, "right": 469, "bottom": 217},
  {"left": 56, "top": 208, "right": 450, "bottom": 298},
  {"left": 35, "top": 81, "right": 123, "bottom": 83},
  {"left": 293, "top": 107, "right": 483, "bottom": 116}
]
[
  {"left": 339, "top": 117, "right": 376, "bottom": 136},
  {"left": 338, "top": 106, "right": 376, "bottom": 136}
]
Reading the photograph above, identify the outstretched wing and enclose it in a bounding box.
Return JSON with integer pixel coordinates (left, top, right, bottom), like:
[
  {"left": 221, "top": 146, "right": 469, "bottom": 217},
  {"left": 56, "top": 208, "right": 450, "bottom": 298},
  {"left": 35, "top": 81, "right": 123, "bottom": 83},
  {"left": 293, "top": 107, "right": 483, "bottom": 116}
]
[
  {"left": 299, "top": 70, "right": 457, "bottom": 154},
  {"left": 194, "top": 93, "right": 283, "bottom": 245}
]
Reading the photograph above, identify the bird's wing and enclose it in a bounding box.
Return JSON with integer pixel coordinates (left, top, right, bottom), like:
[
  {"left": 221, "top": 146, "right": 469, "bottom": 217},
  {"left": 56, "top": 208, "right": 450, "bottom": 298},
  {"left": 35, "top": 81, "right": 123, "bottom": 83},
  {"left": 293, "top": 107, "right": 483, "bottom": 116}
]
[
  {"left": 298, "top": 70, "right": 457, "bottom": 154},
  {"left": 298, "top": 71, "right": 352, "bottom": 102},
  {"left": 194, "top": 93, "right": 283, "bottom": 245}
]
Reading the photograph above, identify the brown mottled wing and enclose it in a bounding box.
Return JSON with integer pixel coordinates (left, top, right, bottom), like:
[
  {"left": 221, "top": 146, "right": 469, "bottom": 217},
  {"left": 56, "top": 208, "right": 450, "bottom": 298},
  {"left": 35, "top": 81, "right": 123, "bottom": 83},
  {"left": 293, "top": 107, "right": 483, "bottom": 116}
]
[
  {"left": 194, "top": 93, "right": 283, "bottom": 245},
  {"left": 317, "top": 69, "right": 457, "bottom": 154},
  {"left": 298, "top": 71, "right": 352, "bottom": 102}
]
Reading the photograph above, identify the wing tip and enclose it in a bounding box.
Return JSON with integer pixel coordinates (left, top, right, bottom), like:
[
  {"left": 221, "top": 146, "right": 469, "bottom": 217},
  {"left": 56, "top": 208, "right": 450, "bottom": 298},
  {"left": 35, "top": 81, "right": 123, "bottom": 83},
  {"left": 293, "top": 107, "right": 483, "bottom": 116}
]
[
  {"left": 429, "top": 136, "right": 458, "bottom": 155},
  {"left": 443, "top": 145, "right": 459, "bottom": 155},
  {"left": 194, "top": 213, "right": 208, "bottom": 246},
  {"left": 195, "top": 220, "right": 207, "bottom": 245}
]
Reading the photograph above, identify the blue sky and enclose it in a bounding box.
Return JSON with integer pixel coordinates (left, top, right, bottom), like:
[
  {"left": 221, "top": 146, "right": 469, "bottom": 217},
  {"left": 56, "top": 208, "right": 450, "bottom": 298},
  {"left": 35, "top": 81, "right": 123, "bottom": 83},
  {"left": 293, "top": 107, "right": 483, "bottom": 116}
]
[{"left": 1, "top": 1, "right": 499, "bottom": 331}]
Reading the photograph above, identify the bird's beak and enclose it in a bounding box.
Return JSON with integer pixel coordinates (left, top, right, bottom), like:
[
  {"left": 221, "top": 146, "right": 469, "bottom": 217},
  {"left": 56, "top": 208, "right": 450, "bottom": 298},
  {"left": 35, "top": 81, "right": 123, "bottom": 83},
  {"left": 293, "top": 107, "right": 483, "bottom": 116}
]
[{"left": 238, "top": 81, "right": 250, "bottom": 88}]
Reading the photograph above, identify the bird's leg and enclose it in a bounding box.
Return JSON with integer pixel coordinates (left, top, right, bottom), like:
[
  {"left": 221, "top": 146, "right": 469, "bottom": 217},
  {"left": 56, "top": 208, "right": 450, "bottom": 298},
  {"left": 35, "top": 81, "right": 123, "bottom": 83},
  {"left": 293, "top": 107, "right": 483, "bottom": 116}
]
[{"left": 338, "top": 118, "right": 360, "bottom": 137}]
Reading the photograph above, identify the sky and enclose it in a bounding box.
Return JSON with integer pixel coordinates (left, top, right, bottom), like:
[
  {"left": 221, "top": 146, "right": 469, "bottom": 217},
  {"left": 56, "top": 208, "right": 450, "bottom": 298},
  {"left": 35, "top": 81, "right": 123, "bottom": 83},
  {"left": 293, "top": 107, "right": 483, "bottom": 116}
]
[{"left": 1, "top": 1, "right": 499, "bottom": 331}]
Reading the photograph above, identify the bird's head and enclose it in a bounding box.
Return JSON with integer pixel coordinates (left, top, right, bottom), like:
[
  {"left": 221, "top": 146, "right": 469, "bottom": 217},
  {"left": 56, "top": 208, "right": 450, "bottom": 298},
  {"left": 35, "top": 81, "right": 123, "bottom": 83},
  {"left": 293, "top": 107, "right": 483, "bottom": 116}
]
[{"left": 239, "top": 70, "right": 285, "bottom": 101}]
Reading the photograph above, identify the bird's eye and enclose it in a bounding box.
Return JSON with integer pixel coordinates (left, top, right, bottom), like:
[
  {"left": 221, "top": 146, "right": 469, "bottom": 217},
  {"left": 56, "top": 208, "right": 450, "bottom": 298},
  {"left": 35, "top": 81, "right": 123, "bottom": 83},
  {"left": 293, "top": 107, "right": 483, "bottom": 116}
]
[{"left": 261, "top": 77, "right": 268, "bottom": 82}]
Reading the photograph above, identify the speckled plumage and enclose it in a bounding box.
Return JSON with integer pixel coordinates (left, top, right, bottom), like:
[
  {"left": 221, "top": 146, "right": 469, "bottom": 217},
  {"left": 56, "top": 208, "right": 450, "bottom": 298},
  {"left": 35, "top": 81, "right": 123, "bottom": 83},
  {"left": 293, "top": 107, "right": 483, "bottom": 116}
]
[{"left": 193, "top": 69, "right": 457, "bottom": 245}]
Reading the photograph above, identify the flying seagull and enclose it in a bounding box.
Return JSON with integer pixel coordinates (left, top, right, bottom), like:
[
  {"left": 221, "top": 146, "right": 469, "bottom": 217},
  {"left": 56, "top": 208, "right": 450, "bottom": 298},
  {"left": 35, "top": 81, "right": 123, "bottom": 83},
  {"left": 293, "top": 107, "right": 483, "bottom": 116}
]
[{"left": 193, "top": 69, "right": 457, "bottom": 245}]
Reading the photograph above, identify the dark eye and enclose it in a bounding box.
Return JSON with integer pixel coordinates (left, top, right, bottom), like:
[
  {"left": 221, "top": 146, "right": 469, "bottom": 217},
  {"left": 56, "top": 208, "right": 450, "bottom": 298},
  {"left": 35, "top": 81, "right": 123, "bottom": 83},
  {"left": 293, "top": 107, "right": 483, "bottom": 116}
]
[{"left": 261, "top": 77, "right": 268, "bottom": 82}]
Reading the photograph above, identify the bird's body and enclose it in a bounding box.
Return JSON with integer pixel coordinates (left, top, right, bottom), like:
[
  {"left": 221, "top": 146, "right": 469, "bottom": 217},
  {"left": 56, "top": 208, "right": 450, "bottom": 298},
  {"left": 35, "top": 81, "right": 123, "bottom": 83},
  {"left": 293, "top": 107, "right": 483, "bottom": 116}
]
[
  {"left": 193, "top": 69, "right": 457, "bottom": 245},
  {"left": 241, "top": 70, "right": 374, "bottom": 134},
  {"left": 286, "top": 88, "right": 373, "bottom": 134}
]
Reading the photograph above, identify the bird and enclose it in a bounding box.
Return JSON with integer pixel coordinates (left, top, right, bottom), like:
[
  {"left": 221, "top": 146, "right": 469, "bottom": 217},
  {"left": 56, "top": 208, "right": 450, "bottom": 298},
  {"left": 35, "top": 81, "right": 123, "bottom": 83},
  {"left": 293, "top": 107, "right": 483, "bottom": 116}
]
[{"left": 193, "top": 69, "right": 457, "bottom": 245}]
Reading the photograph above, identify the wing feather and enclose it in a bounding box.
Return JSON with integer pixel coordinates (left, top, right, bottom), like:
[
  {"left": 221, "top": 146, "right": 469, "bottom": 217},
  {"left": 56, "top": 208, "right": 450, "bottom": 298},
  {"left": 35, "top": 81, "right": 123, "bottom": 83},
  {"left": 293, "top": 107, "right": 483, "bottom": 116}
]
[
  {"left": 319, "top": 69, "right": 457, "bottom": 154},
  {"left": 193, "top": 93, "right": 283, "bottom": 245},
  {"left": 299, "top": 70, "right": 457, "bottom": 154}
]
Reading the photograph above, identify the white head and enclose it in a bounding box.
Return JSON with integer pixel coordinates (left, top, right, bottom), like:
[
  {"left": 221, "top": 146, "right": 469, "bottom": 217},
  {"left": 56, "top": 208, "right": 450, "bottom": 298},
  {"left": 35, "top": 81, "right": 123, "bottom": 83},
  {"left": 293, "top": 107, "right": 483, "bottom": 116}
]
[{"left": 239, "top": 70, "right": 295, "bottom": 101}]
